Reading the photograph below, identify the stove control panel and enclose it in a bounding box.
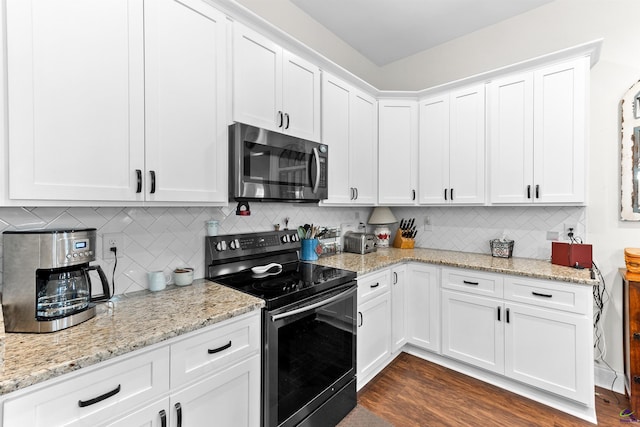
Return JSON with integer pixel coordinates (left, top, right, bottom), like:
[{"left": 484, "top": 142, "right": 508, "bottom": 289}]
[{"left": 206, "top": 230, "right": 301, "bottom": 263}]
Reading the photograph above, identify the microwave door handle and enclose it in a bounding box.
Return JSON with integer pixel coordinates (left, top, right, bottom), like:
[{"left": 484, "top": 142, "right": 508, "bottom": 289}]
[{"left": 310, "top": 147, "right": 320, "bottom": 194}]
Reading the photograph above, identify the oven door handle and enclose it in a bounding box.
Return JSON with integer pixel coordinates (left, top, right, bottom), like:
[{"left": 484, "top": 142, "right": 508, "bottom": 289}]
[{"left": 271, "top": 286, "right": 356, "bottom": 322}]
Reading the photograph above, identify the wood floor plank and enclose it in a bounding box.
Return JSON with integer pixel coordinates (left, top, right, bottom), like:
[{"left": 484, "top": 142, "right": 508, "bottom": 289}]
[{"left": 358, "top": 353, "right": 629, "bottom": 426}]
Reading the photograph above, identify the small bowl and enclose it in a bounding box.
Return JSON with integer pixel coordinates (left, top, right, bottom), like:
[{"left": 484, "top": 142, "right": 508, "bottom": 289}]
[{"left": 174, "top": 268, "right": 194, "bottom": 286}]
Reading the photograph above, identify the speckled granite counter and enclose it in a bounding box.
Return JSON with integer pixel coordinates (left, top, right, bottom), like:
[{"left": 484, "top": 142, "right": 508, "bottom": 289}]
[
  {"left": 0, "top": 279, "right": 263, "bottom": 396},
  {"left": 313, "top": 247, "right": 597, "bottom": 285}
]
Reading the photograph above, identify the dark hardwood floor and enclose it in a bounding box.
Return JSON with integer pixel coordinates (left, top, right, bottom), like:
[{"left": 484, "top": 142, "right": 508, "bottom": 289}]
[{"left": 358, "top": 353, "right": 629, "bottom": 426}]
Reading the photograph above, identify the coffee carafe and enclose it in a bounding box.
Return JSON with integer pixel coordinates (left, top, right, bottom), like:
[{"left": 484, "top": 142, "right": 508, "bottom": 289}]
[{"left": 2, "top": 228, "right": 111, "bottom": 333}]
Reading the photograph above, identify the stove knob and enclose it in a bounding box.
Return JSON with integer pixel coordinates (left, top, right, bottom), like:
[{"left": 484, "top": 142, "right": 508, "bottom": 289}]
[
  {"left": 229, "top": 239, "right": 240, "bottom": 250},
  {"left": 281, "top": 235, "right": 289, "bottom": 243},
  {"left": 290, "top": 234, "right": 299, "bottom": 242},
  {"left": 215, "top": 241, "right": 227, "bottom": 251}
]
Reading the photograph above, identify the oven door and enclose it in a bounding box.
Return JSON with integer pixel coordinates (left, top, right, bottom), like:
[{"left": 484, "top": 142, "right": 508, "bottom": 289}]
[
  {"left": 264, "top": 282, "right": 357, "bottom": 427},
  {"left": 230, "top": 122, "right": 328, "bottom": 202}
]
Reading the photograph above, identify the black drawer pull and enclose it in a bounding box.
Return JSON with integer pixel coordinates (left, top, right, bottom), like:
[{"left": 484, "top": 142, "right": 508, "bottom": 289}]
[
  {"left": 527, "top": 184, "right": 531, "bottom": 199},
  {"left": 370, "top": 282, "right": 380, "bottom": 288},
  {"left": 78, "top": 384, "right": 121, "bottom": 407},
  {"left": 150, "top": 170, "right": 156, "bottom": 194},
  {"left": 497, "top": 306, "right": 501, "bottom": 321},
  {"left": 159, "top": 409, "right": 167, "bottom": 427},
  {"left": 444, "top": 188, "right": 448, "bottom": 201},
  {"left": 532, "top": 291, "right": 553, "bottom": 298},
  {"left": 463, "top": 280, "right": 479, "bottom": 286},
  {"left": 208, "top": 340, "right": 232, "bottom": 354},
  {"left": 506, "top": 308, "right": 510, "bottom": 323},
  {"left": 176, "top": 402, "right": 183, "bottom": 427},
  {"left": 358, "top": 311, "right": 363, "bottom": 327}
]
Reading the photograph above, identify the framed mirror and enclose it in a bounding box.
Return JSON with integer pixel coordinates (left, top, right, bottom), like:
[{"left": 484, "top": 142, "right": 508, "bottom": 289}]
[{"left": 621, "top": 80, "right": 640, "bottom": 220}]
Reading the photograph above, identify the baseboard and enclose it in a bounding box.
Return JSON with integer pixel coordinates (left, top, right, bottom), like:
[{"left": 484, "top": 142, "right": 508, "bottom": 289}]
[{"left": 594, "top": 362, "right": 625, "bottom": 394}]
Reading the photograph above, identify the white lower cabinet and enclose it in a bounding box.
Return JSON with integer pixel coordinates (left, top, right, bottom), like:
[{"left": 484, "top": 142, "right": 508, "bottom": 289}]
[
  {"left": 440, "top": 268, "right": 593, "bottom": 405},
  {"left": 406, "top": 263, "right": 440, "bottom": 352},
  {"left": 2, "top": 312, "right": 261, "bottom": 427},
  {"left": 357, "top": 269, "right": 391, "bottom": 389},
  {"left": 390, "top": 265, "right": 407, "bottom": 352}
]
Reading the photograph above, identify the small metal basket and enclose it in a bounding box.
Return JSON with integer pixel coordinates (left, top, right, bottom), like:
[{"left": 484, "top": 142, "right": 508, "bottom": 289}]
[{"left": 490, "top": 239, "right": 514, "bottom": 258}]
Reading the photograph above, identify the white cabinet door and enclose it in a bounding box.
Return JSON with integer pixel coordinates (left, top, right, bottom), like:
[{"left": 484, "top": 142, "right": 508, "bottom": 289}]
[
  {"left": 418, "top": 84, "right": 485, "bottom": 205},
  {"left": 282, "top": 51, "right": 321, "bottom": 141},
  {"left": 406, "top": 264, "right": 440, "bottom": 352},
  {"left": 378, "top": 100, "right": 418, "bottom": 205},
  {"left": 322, "top": 74, "right": 354, "bottom": 204},
  {"left": 144, "top": 0, "right": 227, "bottom": 203},
  {"left": 504, "top": 301, "right": 591, "bottom": 404},
  {"left": 488, "top": 72, "right": 534, "bottom": 204},
  {"left": 7, "top": 0, "right": 145, "bottom": 201},
  {"left": 418, "top": 94, "right": 450, "bottom": 204},
  {"left": 232, "top": 23, "right": 281, "bottom": 133},
  {"left": 533, "top": 57, "right": 587, "bottom": 204},
  {"left": 233, "top": 23, "right": 320, "bottom": 141},
  {"left": 357, "top": 292, "right": 391, "bottom": 387},
  {"left": 441, "top": 289, "right": 504, "bottom": 374},
  {"left": 448, "top": 84, "right": 485, "bottom": 204},
  {"left": 169, "top": 355, "right": 261, "bottom": 427},
  {"left": 391, "top": 265, "right": 407, "bottom": 352},
  {"left": 349, "top": 91, "right": 378, "bottom": 204},
  {"left": 105, "top": 398, "right": 169, "bottom": 427}
]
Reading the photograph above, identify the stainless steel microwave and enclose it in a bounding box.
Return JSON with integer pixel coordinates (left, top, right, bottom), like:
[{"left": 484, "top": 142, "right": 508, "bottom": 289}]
[{"left": 229, "top": 123, "right": 328, "bottom": 202}]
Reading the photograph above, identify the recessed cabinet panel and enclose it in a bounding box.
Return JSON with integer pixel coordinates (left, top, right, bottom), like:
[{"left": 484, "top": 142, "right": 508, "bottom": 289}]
[
  {"left": 406, "top": 263, "right": 440, "bottom": 352},
  {"left": 418, "top": 95, "right": 449, "bottom": 204},
  {"left": 488, "top": 73, "right": 534, "bottom": 203},
  {"left": 7, "top": 0, "right": 145, "bottom": 201},
  {"left": 145, "top": 0, "right": 227, "bottom": 203},
  {"left": 533, "top": 58, "right": 587, "bottom": 203},
  {"left": 378, "top": 100, "right": 418, "bottom": 205}
]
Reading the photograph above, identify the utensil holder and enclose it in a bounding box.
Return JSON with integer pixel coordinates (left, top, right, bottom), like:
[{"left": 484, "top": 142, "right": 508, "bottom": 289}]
[{"left": 392, "top": 229, "right": 415, "bottom": 249}]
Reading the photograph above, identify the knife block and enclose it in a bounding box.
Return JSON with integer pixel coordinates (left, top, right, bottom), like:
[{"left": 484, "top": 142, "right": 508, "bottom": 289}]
[{"left": 392, "top": 229, "right": 415, "bottom": 249}]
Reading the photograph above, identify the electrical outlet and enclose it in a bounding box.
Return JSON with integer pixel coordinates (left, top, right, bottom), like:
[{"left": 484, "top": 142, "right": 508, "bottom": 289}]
[
  {"left": 563, "top": 223, "right": 577, "bottom": 240},
  {"left": 424, "top": 216, "right": 433, "bottom": 231},
  {"left": 103, "top": 233, "right": 124, "bottom": 259}
]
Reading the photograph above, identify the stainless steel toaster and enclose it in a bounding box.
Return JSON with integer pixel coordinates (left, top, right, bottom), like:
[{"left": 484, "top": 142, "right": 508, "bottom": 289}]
[{"left": 343, "top": 232, "right": 377, "bottom": 254}]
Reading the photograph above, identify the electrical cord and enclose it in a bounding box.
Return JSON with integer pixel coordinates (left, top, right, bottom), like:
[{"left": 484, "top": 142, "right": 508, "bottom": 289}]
[{"left": 109, "top": 247, "right": 117, "bottom": 298}]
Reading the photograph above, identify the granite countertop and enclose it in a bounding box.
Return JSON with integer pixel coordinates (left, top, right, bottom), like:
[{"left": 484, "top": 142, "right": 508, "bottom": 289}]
[
  {"left": 0, "top": 280, "right": 264, "bottom": 396},
  {"left": 313, "top": 247, "right": 597, "bottom": 285}
]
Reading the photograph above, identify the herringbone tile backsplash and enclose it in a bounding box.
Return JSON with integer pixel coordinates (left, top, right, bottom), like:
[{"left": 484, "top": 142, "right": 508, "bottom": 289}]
[{"left": 0, "top": 205, "right": 585, "bottom": 294}]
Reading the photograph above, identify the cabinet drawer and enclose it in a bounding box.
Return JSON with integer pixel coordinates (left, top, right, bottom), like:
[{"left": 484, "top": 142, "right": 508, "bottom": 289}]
[
  {"left": 3, "top": 346, "right": 169, "bottom": 427},
  {"left": 170, "top": 312, "right": 260, "bottom": 389},
  {"left": 357, "top": 269, "right": 391, "bottom": 303},
  {"left": 441, "top": 268, "right": 503, "bottom": 298},
  {"left": 504, "top": 276, "right": 589, "bottom": 314}
]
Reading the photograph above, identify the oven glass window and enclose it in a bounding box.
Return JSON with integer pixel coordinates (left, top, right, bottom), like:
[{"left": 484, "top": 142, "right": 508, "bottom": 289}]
[{"left": 276, "top": 298, "right": 355, "bottom": 425}]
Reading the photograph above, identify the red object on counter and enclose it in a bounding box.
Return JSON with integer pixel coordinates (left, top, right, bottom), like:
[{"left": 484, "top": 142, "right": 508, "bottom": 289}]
[{"left": 551, "top": 242, "right": 592, "bottom": 269}]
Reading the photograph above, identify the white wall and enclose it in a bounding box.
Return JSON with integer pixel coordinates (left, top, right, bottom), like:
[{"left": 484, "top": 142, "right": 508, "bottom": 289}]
[{"left": 235, "top": 0, "right": 640, "bottom": 389}]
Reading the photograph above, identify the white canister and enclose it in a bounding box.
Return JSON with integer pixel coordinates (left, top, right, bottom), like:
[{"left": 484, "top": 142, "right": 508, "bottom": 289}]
[{"left": 206, "top": 220, "right": 219, "bottom": 236}]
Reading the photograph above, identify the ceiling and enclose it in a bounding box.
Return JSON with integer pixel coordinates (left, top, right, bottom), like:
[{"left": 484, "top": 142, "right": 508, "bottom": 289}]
[{"left": 290, "top": 0, "right": 554, "bottom": 66}]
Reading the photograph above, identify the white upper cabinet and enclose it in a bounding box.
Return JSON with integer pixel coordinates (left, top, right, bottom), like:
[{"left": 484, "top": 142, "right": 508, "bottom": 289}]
[
  {"left": 378, "top": 100, "right": 419, "bottom": 205},
  {"left": 419, "top": 84, "right": 485, "bottom": 205},
  {"left": 6, "top": 0, "right": 228, "bottom": 204},
  {"left": 322, "top": 73, "right": 377, "bottom": 205},
  {"left": 489, "top": 57, "right": 587, "bottom": 204},
  {"left": 233, "top": 23, "right": 321, "bottom": 142},
  {"left": 144, "top": 0, "right": 227, "bottom": 203},
  {"left": 7, "top": 0, "right": 145, "bottom": 201}
]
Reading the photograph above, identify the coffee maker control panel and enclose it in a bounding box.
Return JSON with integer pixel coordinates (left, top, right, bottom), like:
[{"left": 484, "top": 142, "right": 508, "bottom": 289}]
[{"left": 65, "top": 238, "right": 94, "bottom": 260}]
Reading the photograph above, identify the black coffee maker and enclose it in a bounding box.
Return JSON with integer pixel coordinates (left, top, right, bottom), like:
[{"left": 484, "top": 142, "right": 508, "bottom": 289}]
[{"left": 2, "top": 228, "right": 111, "bottom": 333}]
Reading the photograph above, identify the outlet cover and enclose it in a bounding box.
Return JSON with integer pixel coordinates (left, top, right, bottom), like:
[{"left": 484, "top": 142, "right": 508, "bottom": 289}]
[
  {"left": 546, "top": 231, "right": 559, "bottom": 241},
  {"left": 103, "top": 233, "right": 124, "bottom": 259}
]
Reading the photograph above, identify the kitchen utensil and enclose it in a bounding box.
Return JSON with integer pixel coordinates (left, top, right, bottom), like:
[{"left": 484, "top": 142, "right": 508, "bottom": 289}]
[
  {"left": 251, "top": 263, "right": 283, "bottom": 275},
  {"left": 300, "top": 238, "right": 320, "bottom": 261}
]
